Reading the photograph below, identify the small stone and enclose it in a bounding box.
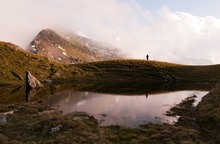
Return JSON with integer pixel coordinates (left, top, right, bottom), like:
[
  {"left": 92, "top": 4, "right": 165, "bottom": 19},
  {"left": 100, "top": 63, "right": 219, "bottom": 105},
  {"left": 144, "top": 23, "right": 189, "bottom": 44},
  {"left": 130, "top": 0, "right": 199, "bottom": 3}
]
[
  {"left": 73, "top": 116, "right": 89, "bottom": 121},
  {"left": 50, "top": 125, "right": 62, "bottom": 133},
  {"left": 45, "top": 79, "right": 53, "bottom": 83},
  {"left": 0, "top": 115, "right": 7, "bottom": 125}
]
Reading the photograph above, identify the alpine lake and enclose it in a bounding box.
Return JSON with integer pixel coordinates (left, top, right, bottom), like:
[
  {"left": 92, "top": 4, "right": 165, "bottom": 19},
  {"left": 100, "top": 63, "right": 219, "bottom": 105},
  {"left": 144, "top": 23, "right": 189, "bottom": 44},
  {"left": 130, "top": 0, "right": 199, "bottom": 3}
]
[{"left": 0, "top": 82, "right": 211, "bottom": 128}]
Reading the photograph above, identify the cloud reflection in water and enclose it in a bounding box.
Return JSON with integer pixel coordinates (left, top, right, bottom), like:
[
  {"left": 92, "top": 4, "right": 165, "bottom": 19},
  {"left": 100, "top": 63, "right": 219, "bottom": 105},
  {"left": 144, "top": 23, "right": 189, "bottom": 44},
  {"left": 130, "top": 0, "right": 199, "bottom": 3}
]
[{"left": 46, "top": 90, "right": 208, "bottom": 127}]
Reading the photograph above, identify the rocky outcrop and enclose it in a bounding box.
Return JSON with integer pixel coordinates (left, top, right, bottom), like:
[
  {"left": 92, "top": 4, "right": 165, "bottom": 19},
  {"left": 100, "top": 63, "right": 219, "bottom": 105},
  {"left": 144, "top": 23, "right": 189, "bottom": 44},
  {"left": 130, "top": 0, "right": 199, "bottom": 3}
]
[
  {"left": 26, "top": 71, "right": 43, "bottom": 89},
  {"left": 25, "top": 71, "right": 43, "bottom": 101}
]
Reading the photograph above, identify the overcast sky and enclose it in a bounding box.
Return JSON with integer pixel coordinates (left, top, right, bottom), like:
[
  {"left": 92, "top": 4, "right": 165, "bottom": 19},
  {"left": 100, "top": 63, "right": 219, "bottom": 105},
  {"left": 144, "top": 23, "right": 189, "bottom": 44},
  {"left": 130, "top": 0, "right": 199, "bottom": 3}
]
[{"left": 1, "top": 0, "right": 220, "bottom": 64}]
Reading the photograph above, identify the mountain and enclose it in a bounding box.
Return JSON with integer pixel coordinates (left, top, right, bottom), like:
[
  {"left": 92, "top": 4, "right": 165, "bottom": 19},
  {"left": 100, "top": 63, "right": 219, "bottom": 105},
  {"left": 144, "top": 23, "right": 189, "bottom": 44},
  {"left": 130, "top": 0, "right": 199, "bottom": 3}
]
[{"left": 27, "top": 29, "right": 124, "bottom": 64}]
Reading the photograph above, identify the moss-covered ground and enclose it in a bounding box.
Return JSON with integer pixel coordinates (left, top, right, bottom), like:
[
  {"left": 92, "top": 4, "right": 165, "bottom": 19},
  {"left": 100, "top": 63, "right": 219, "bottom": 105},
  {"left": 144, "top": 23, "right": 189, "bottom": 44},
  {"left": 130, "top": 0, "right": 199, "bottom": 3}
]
[{"left": 0, "top": 99, "right": 205, "bottom": 144}]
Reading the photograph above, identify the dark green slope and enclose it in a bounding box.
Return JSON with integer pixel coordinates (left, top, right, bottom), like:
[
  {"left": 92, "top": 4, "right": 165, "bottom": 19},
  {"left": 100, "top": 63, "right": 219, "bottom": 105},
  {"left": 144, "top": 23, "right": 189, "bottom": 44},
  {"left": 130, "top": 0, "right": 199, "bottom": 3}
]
[{"left": 74, "top": 59, "right": 220, "bottom": 83}]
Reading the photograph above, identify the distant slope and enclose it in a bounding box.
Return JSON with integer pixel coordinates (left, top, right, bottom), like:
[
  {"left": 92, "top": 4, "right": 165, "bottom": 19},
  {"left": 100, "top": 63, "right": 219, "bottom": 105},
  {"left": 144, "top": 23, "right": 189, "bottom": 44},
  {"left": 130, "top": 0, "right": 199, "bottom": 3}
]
[
  {"left": 27, "top": 29, "right": 124, "bottom": 64},
  {"left": 73, "top": 59, "right": 220, "bottom": 83}
]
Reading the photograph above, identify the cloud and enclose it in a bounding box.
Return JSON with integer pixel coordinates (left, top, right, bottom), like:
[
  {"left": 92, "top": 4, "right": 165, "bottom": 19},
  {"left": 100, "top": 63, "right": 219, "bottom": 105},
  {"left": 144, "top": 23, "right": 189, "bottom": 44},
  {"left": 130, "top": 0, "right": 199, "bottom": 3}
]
[{"left": 1, "top": 0, "right": 220, "bottom": 64}]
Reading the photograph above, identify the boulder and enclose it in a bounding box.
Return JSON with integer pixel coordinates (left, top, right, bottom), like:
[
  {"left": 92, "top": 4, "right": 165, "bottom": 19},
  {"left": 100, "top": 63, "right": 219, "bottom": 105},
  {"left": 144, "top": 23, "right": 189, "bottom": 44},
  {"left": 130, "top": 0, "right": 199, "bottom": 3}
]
[
  {"left": 26, "top": 71, "right": 43, "bottom": 89},
  {"left": 50, "top": 125, "right": 62, "bottom": 133},
  {"left": 26, "top": 88, "right": 38, "bottom": 102},
  {"left": 0, "top": 115, "right": 7, "bottom": 125}
]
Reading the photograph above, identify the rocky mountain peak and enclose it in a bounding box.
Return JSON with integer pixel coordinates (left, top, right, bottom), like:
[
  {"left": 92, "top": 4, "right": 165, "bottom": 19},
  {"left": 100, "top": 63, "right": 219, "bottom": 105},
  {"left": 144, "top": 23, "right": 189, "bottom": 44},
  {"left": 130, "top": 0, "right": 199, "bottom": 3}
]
[
  {"left": 36, "top": 29, "right": 61, "bottom": 42},
  {"left": 27, "top": 29, "right": 124, "bottom": 64}
]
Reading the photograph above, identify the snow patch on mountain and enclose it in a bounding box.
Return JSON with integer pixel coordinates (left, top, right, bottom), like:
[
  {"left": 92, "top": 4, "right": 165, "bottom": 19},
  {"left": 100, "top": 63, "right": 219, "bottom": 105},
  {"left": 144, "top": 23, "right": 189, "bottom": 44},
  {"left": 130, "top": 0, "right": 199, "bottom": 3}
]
[
  {"left": 57, "top": 45, "right": 66, "bottom": 51},
  {"left": 63, "top": 52, "right": 67, "bottom": 56},
  {"left": 48, "top": 53, "right": 54, "bottom": 58},
  {"left": 66, "top": 36, "right": 71, "bottom": 40},
  {"left": 32, "top": 48, "right": 37, "bottom": 52}
]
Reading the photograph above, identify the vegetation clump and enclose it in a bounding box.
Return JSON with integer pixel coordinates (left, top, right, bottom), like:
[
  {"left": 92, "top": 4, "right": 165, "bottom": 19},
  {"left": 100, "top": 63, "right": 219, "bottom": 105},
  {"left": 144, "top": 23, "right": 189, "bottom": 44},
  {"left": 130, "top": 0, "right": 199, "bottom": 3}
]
[{"left": 0, "top": 100, "right": 205, "bottom": 144}]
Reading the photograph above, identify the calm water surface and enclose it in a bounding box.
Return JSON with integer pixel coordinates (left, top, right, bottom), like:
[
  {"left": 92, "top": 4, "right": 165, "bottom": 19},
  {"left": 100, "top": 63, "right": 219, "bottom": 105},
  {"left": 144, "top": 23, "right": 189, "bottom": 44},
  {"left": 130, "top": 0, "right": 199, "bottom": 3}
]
[{"left": 46, "top": 90, "right": 208, "bottom": 127}]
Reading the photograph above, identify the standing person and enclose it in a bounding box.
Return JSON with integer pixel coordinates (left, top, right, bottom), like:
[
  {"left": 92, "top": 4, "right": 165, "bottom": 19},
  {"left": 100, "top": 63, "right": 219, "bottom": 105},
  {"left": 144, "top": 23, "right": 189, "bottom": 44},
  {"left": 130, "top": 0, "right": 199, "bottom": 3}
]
[{"left": 146, "top": 54, "right": 149, "bottom": 60}]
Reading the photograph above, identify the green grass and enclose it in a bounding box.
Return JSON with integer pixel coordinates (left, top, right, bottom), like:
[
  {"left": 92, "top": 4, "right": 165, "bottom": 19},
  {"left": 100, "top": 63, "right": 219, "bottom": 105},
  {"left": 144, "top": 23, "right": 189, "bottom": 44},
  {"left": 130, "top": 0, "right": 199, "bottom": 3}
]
[
  {"left": 196, "top": 83, "right": 220, "bottom": 142},
  {"left": 74, "top": 59, "right": 220, "bottom": 83}
]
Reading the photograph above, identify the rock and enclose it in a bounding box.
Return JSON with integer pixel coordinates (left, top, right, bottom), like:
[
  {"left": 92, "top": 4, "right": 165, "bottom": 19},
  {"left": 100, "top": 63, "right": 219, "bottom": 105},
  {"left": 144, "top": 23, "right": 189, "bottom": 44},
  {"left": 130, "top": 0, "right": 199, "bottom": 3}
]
[
  {"left": 73, "top": 115, "right": 89, "bottom": 121},
  {"left": 53, "top": 70, "right": 62, "bottom": 77},
  {"left": 49, "top": 70, "right": 62, "bottom": 79},
  {"left": 1, "top": 111, "right": 14, "bottom": 115},
  {"left": 0, "top": 111, "right": 14, "bottom": 125},
  {"left": 0, "top": 115, "right": 7, "bottom": 125},
  {"left": 25, "top": 71, "right": 43, "bottom": 101},
  {"left": 50, "top": 125, "right": 62, "bottom": 133},
  {"left": 73, "top": 116, "right": 82, "bottom": 121},
  {"left": 26, "top": 88, "right": 38, "bottom": 102},
  {"left": 45, "top": 79, "right": 53, "bottom": 83},
  {"left": 26, "top": 71, "right": 43, "bottom": 89}
]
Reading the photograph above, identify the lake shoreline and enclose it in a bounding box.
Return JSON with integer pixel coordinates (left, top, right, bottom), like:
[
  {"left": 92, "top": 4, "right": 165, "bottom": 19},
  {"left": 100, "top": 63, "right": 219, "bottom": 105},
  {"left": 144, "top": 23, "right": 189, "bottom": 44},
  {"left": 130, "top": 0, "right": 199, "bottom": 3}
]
[{"left": 0, "top": 82, "right": 220, "bottom": 143}]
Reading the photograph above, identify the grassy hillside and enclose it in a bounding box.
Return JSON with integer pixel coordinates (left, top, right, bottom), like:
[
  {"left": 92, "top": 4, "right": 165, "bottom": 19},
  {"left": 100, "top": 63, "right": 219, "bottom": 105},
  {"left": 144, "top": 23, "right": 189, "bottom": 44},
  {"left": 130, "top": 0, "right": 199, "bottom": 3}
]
[
  {"left": 1, "top": 41, "right": 220, "bottom": 85},
  {"left": 196, "top": 83, "right": 220, "bottom": 141},
  {"left": 0, "top": 41, "right": 83, "bottom": 85},
  {"left": 74, "top": 59, "right": 220, "bottom": 83}
]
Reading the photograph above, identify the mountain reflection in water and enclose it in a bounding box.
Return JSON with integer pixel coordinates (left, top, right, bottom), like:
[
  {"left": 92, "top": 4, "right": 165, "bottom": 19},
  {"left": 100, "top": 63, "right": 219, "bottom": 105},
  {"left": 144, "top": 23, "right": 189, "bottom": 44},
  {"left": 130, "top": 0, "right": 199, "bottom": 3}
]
[{"left": 46, "top": 90, "right": 208, "bottom": 127}]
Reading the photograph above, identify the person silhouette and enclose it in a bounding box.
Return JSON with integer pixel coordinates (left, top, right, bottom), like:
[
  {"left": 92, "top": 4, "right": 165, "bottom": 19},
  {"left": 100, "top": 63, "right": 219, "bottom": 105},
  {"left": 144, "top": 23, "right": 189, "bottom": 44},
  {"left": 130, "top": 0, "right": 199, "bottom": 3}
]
[
  {"left": 146, "top": 94, "right": 148, "bottom": 98},
  {"left": 146, "top": 54, "right": 149, "bottom": 60}
]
